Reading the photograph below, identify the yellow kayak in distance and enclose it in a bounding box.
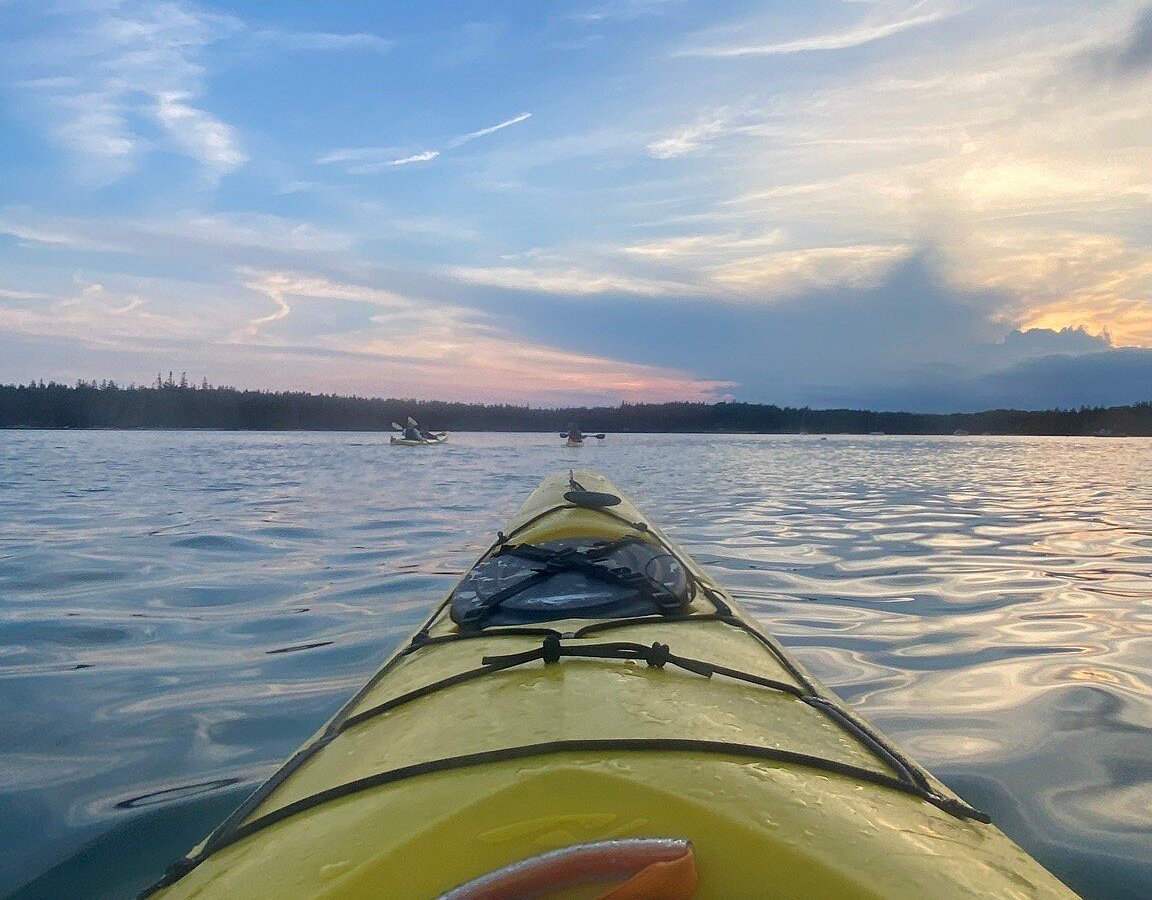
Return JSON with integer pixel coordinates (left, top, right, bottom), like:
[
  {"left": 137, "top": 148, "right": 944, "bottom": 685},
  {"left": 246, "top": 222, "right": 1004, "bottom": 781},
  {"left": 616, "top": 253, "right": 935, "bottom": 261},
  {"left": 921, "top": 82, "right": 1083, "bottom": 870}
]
[{"left": 141, "top": 469, "right": 1079, "bottom": 899}]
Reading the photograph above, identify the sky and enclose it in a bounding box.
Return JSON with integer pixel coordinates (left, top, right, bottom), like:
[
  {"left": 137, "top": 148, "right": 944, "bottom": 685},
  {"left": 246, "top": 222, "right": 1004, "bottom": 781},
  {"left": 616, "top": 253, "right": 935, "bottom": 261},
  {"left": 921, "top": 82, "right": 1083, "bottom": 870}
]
[{"left": 1, "top": 0, "right": 1151, "bottom": 412}]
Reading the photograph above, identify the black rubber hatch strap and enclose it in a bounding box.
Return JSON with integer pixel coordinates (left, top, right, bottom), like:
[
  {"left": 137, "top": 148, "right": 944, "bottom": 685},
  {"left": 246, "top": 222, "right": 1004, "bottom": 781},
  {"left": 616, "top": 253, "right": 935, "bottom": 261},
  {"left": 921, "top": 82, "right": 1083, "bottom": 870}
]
[
  {"left": 338, "top": 638, "right": 807, "bottom": 737},
  {"left": 138, "top": 737, "right": 990, "bottom": 896},
  {"left": 480, "top": 637, "right": 806, "bottom": 697}
]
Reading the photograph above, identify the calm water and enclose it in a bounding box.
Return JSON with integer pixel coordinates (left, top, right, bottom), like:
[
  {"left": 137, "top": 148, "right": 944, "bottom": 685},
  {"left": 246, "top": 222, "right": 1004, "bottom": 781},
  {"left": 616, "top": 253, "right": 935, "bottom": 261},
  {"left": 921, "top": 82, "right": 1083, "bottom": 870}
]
[{"left": 1, "top": 431, "right": 1149, "bottom": 899}]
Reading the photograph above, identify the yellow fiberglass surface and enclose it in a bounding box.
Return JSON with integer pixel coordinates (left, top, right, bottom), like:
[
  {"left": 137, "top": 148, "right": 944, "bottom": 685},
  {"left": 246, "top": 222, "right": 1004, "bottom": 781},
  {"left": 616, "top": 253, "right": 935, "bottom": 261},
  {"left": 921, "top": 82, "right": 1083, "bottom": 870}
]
[{"left": 142, "top": 469, "right": 1079, "bottom": 900}]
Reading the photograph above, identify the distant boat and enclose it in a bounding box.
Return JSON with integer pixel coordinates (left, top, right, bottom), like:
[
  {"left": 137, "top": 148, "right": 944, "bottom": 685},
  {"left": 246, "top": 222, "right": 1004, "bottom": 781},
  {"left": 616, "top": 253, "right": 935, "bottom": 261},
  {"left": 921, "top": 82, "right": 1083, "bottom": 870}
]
[{"left": 952, "top": 429, "right": 970, "bottom": 436}]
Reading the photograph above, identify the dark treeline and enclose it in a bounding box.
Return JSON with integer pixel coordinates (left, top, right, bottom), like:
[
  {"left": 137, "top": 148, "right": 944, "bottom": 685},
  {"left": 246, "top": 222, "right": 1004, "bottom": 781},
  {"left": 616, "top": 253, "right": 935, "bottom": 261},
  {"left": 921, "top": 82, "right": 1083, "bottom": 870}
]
[{"left": 2, "top": 379, "right": 1151, "bottom": 436}]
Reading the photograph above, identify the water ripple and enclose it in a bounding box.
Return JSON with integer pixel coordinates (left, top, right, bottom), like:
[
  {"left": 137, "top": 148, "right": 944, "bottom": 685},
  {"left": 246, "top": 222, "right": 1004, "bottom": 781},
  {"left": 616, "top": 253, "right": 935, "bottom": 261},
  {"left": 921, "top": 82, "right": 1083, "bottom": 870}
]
[{"left": 0, "top": 431, "right": 1149, "bottom": 900}]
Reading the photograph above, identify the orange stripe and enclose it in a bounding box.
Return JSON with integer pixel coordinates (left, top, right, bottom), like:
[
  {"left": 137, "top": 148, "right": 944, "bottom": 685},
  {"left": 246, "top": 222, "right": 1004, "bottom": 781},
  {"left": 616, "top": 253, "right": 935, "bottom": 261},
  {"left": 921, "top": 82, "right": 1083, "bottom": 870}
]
[
  {"left": 440, "top": 839, "right": 696, "bottom": 899},
  {"left": 598, "top": 848, "right": 698, "bottom": 900}
]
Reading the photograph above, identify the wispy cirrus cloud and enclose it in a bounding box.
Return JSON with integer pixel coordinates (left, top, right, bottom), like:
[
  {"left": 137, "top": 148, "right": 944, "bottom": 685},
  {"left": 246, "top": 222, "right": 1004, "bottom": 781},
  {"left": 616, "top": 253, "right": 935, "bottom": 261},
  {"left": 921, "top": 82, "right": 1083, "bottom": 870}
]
[
  {"left": 679, "top": 4, "right": 953, "bottom": 58},
  {"left": 0, "top": 215, "right": 127, "bottom": 253},
  {"left": 445, "top": 112, "right": 533, "bottom": 147},
  {"left": 0, "top": 271, "right": 233, "bottom": 348},
  {"left": 2, "top": 0, "right": 245, "bottom": 184},
  {"left": 317, "top": 112, "right": 532, "bottom": 173},
  {"left": 572, "top": 0, "right": 687, "bottom": 24},
  {"left": 240, "top": 269, "right": 418, "bottom": 336},
  {"left": 451, "top": 238, "right": 912, "bottom": 304},
  {"left": 156, "top": 91, "right": 247, "bottom": 178},
  {"left": 0, "top": 287, "right": 54, "bottom": 302},
  {"left": 646, "top": 109, "right": 743, "bottom": 158},
  {"left": 0, "top": 1, "right": 395, "bottom": 186},
  {"left": 447, "top": 263, "right": 696, "bottom": 298},
  {"left": 0, "top": 209, "right": 355, "bottom": 267},
  {"left": 253, "top": 30, "right": 394, "bottom": 54},
  {"left": 390, "top": 151, "right": 441, "bottom": 167}
]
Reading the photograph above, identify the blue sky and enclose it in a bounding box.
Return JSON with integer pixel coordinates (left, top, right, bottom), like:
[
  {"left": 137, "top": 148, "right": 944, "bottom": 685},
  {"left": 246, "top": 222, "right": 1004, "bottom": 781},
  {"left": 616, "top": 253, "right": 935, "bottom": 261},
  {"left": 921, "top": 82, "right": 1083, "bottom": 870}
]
[{"left": 1, "top": 0, "right": 1151, "bottom": 411}]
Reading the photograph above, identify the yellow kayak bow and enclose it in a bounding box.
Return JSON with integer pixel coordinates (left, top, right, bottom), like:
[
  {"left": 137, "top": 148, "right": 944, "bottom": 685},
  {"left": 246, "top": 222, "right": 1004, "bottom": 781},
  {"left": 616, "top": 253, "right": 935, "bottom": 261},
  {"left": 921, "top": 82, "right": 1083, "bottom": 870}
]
[{"left": 143, "top": 469, "right": 1078, "bottom": 899}]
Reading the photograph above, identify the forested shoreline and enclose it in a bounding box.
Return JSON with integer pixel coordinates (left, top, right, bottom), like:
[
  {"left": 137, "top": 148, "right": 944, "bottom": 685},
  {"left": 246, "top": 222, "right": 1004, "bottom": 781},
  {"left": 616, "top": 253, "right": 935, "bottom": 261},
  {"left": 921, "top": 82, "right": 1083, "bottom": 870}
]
[{"left": 2, "top": 379, "right": 1150, "bottom": 436}]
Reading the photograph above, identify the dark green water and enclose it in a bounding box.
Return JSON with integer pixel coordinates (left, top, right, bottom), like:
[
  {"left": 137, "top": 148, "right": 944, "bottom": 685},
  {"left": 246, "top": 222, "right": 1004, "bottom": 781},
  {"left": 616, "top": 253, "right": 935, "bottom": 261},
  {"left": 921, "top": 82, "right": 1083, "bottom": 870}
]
[{"left": 1, "top": 431, "right": 1149, "bottom": 899}]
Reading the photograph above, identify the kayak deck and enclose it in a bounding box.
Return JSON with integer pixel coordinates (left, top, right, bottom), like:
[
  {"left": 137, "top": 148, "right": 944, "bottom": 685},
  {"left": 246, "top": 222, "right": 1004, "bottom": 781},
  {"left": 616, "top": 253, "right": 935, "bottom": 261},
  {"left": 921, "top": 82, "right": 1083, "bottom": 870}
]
[
  {"left": 390, "top": 433, "right": 449, "bottom": 446},
  {"left": 143, "top": 470, "right": 1078, "bottom": 899}
]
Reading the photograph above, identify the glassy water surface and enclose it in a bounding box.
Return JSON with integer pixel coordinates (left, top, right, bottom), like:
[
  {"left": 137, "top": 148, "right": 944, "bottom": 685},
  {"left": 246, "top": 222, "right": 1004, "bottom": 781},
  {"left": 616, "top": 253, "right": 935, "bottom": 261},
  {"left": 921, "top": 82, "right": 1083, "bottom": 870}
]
[{"left": 0, "top": 431, "right": 1149, "bottom": 899}]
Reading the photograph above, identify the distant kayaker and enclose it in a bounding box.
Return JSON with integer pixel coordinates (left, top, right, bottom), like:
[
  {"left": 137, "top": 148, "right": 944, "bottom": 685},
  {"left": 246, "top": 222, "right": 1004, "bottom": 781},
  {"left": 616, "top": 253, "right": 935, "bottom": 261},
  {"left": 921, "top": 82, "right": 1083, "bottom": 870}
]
[
  {"left": 403, "top": 417, "right": 422, "bottom": 441},
  {"left": 566, "top": 425, "right": 585, "bottom": 443}
]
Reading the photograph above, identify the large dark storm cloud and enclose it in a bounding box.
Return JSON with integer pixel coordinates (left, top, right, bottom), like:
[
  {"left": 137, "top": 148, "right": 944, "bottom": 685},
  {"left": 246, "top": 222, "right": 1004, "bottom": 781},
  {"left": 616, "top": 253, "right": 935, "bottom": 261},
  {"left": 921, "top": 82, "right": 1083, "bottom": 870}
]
[{"left": 474, "top": 253, "right": 1148, "bottom": 412}]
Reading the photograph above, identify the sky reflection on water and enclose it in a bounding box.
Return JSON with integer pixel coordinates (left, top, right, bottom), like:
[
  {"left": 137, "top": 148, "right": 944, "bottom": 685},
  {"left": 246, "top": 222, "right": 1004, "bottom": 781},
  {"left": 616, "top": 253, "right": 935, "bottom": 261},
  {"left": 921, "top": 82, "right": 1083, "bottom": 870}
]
[{"left": 0, "top": 431, "right": 1149, "bottom": 899}]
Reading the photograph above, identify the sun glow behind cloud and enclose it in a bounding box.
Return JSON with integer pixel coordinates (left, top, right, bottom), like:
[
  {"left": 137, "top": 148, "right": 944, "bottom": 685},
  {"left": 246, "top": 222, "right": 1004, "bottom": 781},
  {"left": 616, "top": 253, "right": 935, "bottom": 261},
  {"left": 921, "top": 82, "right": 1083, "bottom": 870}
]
[{"left": 618, "top": 0, "right": 1152, "bottom": 350}]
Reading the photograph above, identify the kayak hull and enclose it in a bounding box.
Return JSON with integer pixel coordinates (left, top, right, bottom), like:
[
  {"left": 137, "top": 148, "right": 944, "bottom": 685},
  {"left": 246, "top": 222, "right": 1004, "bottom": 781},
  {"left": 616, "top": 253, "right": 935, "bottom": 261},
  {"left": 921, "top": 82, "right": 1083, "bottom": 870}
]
[
  {"left": 390, "top": 433, "right": 449, "bottom": 446},
  {"left": 144, "top": 470, "right": 1077, "bottom": 900}
]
